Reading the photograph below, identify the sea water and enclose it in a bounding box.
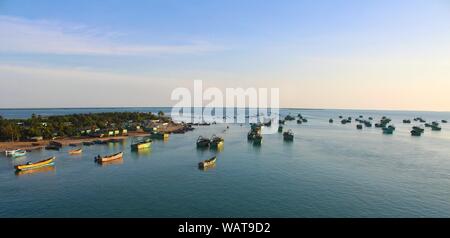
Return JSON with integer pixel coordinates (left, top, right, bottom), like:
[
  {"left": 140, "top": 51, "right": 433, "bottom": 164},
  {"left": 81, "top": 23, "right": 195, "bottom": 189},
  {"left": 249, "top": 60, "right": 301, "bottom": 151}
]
[{"left": 0, "top": 108, "right": 450, "bottom": 217}]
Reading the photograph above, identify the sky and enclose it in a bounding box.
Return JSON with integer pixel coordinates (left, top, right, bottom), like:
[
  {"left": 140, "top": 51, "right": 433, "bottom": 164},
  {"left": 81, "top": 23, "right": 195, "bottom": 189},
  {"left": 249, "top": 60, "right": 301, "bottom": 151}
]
[{"left": 1, "top": 0, "right": 450, "bottom": 111}]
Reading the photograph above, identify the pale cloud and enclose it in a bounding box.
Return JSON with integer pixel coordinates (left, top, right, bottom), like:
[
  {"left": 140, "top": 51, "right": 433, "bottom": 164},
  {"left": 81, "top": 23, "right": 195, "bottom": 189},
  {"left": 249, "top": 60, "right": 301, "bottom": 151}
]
[{"left": 0, "top": 15, "right": 222, "bottom": 56}]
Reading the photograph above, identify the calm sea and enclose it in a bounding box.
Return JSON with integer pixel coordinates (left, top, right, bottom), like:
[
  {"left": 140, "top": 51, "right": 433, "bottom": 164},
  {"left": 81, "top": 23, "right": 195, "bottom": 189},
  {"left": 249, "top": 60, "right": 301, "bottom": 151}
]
[{"left": 1, "top": 108, "right": 450, "bottom": 217}]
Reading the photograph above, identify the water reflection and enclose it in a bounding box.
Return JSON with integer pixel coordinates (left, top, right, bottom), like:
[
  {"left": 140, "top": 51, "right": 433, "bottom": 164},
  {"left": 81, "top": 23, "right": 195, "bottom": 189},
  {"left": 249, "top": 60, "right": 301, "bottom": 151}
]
[
  {"left": 132, "top": 148, "right": 152, "bottom": 158},
  {"left": 15, "top": 165, "right": 55, "bottom": 176}
]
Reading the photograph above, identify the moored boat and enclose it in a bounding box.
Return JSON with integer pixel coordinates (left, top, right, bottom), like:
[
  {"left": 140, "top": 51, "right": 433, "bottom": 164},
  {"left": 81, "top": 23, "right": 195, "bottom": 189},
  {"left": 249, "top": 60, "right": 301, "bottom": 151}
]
[
  {"left": 431, "top": 125, "right": 442, "bottom": 131},
  {"left": 198, "top": 156, "right": 217, "bottom": 168},
  {"left": 210, "top": 135, "right": 224, "bottom": 149},
  {"left": 278, "top": 126, "right": 283, "bottom": 133},
  {"left": 382, "top": 127, "right": 394, "bottom": 134},
  {"left": 69, "top": 148, "right": 83, "bottom": 155},
  {"left": 356, "top": 124, "right": 363, "bottom": 130},
  {"left": 11, "top": 149, "right": 27, "bottom": 157},
  {"left": 442, "top": 120, "right": 448, "bottom": 123},
  {"left": 95, "top": 152, "right": 123, "bottom": 163},
  {"left": 5, "top": 149, "right": 19, "bottom": 156},
  {"left": 196, "top": 136, "right": 211, "bottom": 148},
  {"left": 151, "top": 132, "right": 169, "bottom": 140},
  {"left": 329, "top": 119, "right": 334, "bottom": 123},
  {"left": 131, "top": 140, "right": 152, "bottom": 150},
  {"left": 15, "top": 157, "right": 55, "bottom": 171},
  {"left": 283, "top": 130, "right": 294, "bottom": 141}
]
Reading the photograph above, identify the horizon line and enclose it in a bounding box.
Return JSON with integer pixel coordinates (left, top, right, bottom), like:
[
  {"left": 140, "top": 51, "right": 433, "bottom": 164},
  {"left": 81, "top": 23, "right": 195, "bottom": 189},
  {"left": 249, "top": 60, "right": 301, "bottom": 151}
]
[{"left": 0, "top": 106, "right": 449, "bottom": 114}]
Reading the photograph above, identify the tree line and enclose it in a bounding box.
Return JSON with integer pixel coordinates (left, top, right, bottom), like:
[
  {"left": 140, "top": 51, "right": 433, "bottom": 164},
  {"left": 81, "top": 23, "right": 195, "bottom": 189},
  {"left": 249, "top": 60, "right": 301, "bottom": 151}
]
[{"left": 0, "top": 111, "right": 167, "bottom": 142}]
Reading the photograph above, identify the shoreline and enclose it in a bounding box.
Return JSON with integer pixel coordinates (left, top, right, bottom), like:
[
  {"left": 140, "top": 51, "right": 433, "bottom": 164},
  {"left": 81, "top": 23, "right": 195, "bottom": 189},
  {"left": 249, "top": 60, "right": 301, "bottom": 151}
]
[{"left": 0, "top": 123, "right": 187, "bottom": 152}]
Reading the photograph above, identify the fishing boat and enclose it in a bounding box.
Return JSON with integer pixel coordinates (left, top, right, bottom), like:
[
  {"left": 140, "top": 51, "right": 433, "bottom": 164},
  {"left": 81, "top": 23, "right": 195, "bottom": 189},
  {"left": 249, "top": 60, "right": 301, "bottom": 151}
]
[
  {"left": 283, "top": 130, "right": 294, "bottom": 141},
  {"left": 285, "top": 115, "right": 295, "bottom": 121},
  {"left": 131, "top": 140, "right": 152, "bottom": 150},
  {"left": 411, "top": 130, "right": 422, "bottom": 136},
  {"left": 198, "top": 156, "right": 217, "bottom": 168},
  {"left": 69, "top": 148, "right": 83, "bottom": 155},
  {"left": 11, "top": 149, "right": 27, "bottom": 157},
  {"left": 210, "top": 135, "right": 224, "bottom": 149},
  {"left": 412, "top": 126, "right": 424, "bottom": 133},
  {"left": 356, "top": 124, "right": 363, "bottom": 130},
  {"left": 95, "top": 152, "right": 123, "bottom": 163},
  {"left": 151, "top": 132, "right": 169, "bottom": 140},
  {"left": 431, "top": 125, "right": 442, "bottom": 131},
  {"left": 382, "top": 127, "right": 394, "bottom": 134},
  {"left": 15, "top": 157, "right": 55, "bottom": 171},
  {"left": 196, "top": 136, "right": 210, "bottom": 148},
  {"left": 403, "top": 119, "right": 411, "bottom": 124}
]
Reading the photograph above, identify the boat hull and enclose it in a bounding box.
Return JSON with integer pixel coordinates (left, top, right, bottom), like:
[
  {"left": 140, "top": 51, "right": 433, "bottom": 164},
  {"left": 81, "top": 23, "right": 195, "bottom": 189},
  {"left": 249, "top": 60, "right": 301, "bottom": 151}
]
[{"left": 15, "top": 157, "right": 55, "bottom": 171}]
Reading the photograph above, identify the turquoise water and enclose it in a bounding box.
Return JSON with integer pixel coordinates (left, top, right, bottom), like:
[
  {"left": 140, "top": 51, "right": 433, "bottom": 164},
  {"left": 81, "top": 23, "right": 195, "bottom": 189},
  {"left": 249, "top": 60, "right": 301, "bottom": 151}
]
[{"left": 1, "top": 108, "right": 450, "bottom": 217}]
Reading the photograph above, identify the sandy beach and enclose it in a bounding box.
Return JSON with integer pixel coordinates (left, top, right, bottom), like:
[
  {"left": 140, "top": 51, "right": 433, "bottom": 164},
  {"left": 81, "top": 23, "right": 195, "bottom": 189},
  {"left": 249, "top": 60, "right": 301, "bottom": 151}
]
[{"left": 0, "top": 122, "right": 186, "bottom": 152}]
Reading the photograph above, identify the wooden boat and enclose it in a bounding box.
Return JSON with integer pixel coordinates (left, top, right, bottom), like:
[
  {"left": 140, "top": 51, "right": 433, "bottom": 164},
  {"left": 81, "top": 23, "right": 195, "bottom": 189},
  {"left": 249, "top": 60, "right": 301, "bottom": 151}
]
[
  {"left": 12, "top": 149, "right": 27, "bottom": 157},
  {"left": 15, "top": 157, "right": 55, "bottom": 171},
  {"left": 151, "top": 132, "right": 169, "bottom": 140},
  {"left": 283, "top": 130, "right": 294, "bottom": 141},
  {"left": 196, "top": 136, "right": 210, "bottom": 148},
  {"left": 210, "top": 135, "right": 224, "bottom": 149},
  {"left": 69, "top": 148, "right": 82, "bottom": 155},
  {"left": 95, "top": 152, "right": 123, "bottom": 163},
  {"left": 198, "top": 156, "right": 217, "bottom": 168},
  {"left": 131, "top": 140, "right": 152, "bottom": 150}
]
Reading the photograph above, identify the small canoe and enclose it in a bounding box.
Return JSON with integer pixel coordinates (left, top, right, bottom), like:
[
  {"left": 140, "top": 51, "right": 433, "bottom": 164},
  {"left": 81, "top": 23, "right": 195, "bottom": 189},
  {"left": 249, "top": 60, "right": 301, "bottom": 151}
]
[
  {"left": 15, "top": 157, "right": 55, "bottom": 171},
  {"left": 69, "top": 148, "right": 83, "bottom": 155},
  {"left": 198, "top": 156, "right": 217, "bottom": 168},
  {"left": 95, "top": 152, "right": 123, "bottom": 163}
]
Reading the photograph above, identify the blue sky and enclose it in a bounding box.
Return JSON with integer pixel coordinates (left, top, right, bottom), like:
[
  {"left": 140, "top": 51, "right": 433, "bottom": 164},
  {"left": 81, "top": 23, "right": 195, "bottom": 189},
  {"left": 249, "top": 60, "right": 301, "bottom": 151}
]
[{"left": 1, "top": 0, "right": 450, "bottom": 110}]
